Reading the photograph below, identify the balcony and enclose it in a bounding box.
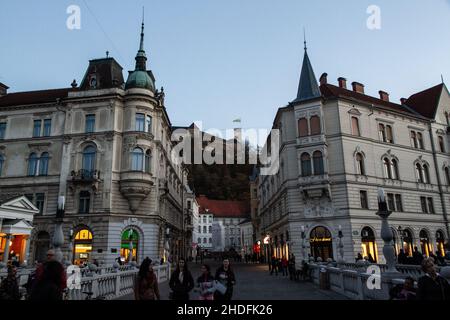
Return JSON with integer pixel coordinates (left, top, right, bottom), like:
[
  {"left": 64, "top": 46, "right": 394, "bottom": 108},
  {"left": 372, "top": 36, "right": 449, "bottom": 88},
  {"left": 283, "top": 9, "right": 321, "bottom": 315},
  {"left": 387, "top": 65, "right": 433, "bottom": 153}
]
[
  {"left": 298, "top": 174, "right": 331, "bottom": 200},
  {"left": 69, "top": 169, "right": 101, "bottom": 192},
  {"left": 119, "top": 171, "right": 155, "bottom": 213}
]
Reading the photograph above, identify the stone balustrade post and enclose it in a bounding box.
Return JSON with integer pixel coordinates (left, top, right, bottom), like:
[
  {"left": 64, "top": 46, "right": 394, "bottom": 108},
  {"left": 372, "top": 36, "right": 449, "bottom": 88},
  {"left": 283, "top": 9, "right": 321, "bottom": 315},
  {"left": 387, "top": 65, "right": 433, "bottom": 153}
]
[{"left": 115, "top": 273, "right": 121, "bottom": 297}]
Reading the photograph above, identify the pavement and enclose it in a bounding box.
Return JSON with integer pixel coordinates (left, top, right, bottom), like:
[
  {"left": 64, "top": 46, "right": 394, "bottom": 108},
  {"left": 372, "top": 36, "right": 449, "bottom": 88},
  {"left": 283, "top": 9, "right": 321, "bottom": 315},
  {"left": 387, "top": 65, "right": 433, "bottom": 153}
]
[{"left": 117, "top": 259, "right": 347, "bottom": 300}]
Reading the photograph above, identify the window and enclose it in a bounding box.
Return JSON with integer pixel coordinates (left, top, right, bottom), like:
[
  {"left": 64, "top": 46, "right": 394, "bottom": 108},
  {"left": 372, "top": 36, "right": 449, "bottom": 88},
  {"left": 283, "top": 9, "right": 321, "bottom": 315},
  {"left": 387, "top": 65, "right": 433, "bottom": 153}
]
[
  {"left": 356, "top": 153, "right": 365, "bottom": 175},
  {"left": 79, "top": 191, "right": 91, "bottom": 213},
  {"left": 33, "top": 120, "right": 42, "bottom": 137},
  {"left": 43, "top": 119, "right": 51, "bottom": 137},
  {"left": 39, "top": 152, "right": 49, "bottom": 176},
  {"left": 427, "top": 197, "right": 434, "bottom": 214},
  {"left": 420, "top": 197, "right": 428, "bottom": 213},
  {"left": 0, "top": 155, "right": 4, "bottom": 176},
  {"left": 423, "top": 165, "right": 430, "bottom": 184},
  {"left": 203, "top": 238, "right": 207, "bottom": 244},
  {"left": 82, "top": 146, "right": 96, "bottom": 172},
  {"left": 378, "top": 124, "right": 386, "bottom": 142},
  {"left": 85, "top": 115, "right": 95, "bottom": 133},
  {"left": 360, "top": 191, "right": 368, "bottom": 209},
  {"left": 383, "top": 158, "right": 392, "bottom": 179},
  {"left": 313, "top": 151, "right": 324, "bottom": 175},
  {"left": 301, "top": 153, "right": 311, "bottom": 176},
  {"left": 391, "top": 159, "right": 399, "bottom": 180},
  {"left": 445, "top": 167, "right": 450, "bottom": 185},
  {"left": 35, "top": 193, "right": 45, "bottom": 214},
  {"left": 209, "top": 226, "right": 212, "bottom": 233},
  {"left": 416, "top": 163, "right": 424, "bottom": 183},
  {"left": 351, "top": 117, "right": 360, "bottom": 136},
  {"left": 28, "top": 153, "right": 38, "bottom": 176},
  {"left": 198, "top": 226, "right": 201, "bottom": 233},
  {"left": 378, "top": 124, "right": 393, "bottom": 143},
  {"left": 209, "top": 238, "right": 212, "bottom": 244},
  {"left": 310, "top": 116, "right": 321, "bottom": 135},
  {"left": 135, "top": 113, "right": 145, "bottom": 131},
  {"left": 198, "top": 237, "right": 201, "bottom": 244},
  {"left": 298, "top": 118, "right": 308, "bottom": 137},
  {"left": 203, "top": 226, "right": 207, "bottom": 233},
  {"left": 410, "top": 131, "right": 418, "bottom": 148},
  {"left": 387, "top": 193, "right": 395, "bottom": 211},
  {"left": 144, "top": 150, "right": 151, "bottom": 173},
  {"left": 0, "top": 122, "right": 6, "bottom": 139},
  {"left": 438, "top": 136, "right": 445, "bottom": 153},
  {"left": 146, "top": 115, "right": 152, "bottom": 133},
  {"left": 395, "top": 194, "right": 403, "bottom": 212},
  {"left": 386, "top": 125, "right": 393, "bottom": 143},
  {"left": 417, "top": 132, "right": 424, "bottom": 149}
]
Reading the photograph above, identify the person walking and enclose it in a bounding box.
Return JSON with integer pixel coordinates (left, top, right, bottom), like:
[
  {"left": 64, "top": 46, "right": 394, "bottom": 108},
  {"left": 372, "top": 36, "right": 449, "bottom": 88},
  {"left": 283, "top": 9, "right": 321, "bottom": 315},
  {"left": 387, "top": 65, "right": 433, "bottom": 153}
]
[
  {"left": 367, "top": 253, "right": 375, "bottom": 263},
  {"left": 417, "top": 257, "right": 450, "bottom": 300},
  {"left": 288, "top": 254, "right": 296, "bottom": 280},
  {"left": 34, "top": 250, "right": 67, "bottom": 294},
  {"left": 281, "top": 256, "right": 288, "bottom": 276},
  {"left": 29, "top": 260, "right": 65, "bottom": 301},
  {"left": 270, "top": 256, "right": 278, "bottom": 276},
  {"left": 0, "top": 265, "right": 21, "bottom": 300},
  {"left": 169, "top": 258, "right": 194, "bottom": 301},
  {"left": 389, "top": 277, "right": 416, "bottom": 300},
  {"left": 214, "top": 258, "right": 236, "bottom": 301},
  {"left": 196, "top": 264, "right": 215, "bottom": 300},
  {"left": 397, "top": 249, "right": 407, "bottom": 265},
  {"left": 134, "top": 258, "right": 160, "bottom": 300},
  {"left": 413, "top": 247, "right": 424, "bottom": 265}
]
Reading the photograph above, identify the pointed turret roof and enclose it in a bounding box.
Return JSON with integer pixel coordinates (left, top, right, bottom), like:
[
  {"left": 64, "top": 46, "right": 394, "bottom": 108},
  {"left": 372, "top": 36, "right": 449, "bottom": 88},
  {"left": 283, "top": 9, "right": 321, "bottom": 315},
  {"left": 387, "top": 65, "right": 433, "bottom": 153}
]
[{"left": 292, "top": 43, "right": 321, "bottom": 104}]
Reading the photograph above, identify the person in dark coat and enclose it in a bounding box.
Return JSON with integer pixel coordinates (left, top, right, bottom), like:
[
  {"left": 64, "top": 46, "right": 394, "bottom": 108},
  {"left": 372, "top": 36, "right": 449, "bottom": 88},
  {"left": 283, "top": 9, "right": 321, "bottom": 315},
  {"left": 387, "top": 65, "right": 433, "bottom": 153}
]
[
  {"left": 169, "top": 258, "right": 194, "bottom": 301},
  {"left": 134, "top": 258, "right": 160, "bottom": 300},
  {"left": 288, "top": 254, "right": 296, "bottom": 280},
  {"left": 397, "top": 249, "right": 407, "bottom": 265},
  {"left": 355, "top": 253, "right": 363, "bottom": 262},
  {"left": 29, "top": 260, "right": 65, "bottom": 301},
  {"left": 196, "top": 264, "right": 215, "bottom": 300},
  {"left": 270, "top": 255, "right": 278, "bottom": 276},
  {"left": 0, "top": 265, "right": 21, "bottom": 300},
  {"left": 417, "top": 257, "right": 450, "bottom": 300},
  {"left": 214, "top": 258, "right": 236, "bottom": 301},
  {"left": 412, "top": 247, "right": 424, "bottom": 265},
  {"left": 367, "top": 253, "right": 375, "bottom": 263},
  {"left": 389, "top": 277, "right": 416, "bottom": 300}
]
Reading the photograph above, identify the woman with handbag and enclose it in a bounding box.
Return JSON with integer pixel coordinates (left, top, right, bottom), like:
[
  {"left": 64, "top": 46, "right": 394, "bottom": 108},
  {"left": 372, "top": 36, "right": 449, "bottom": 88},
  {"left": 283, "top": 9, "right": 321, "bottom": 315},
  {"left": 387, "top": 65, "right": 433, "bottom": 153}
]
[
  {"left": 196, "top": 264, "right": 215, "bottom": 300},
  {"left": 169, "top": 258, "right": 194, "bottom": 300},
  {"left": 214, "top": 258, "right": 236, "bottom": 301},
  {"left": 134, "top": 258, "right": 160, "bottom": 300}
]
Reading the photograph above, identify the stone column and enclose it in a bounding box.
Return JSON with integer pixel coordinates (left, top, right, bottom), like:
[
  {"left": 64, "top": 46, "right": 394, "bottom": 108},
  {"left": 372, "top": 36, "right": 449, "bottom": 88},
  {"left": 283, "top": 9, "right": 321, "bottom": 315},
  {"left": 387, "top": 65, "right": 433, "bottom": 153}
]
[
  {"left": 22, "top": 236, "right": 31, "bottom": 266},
  {"left": 2, "top": 234, "right": 12, "bottom": 264}
]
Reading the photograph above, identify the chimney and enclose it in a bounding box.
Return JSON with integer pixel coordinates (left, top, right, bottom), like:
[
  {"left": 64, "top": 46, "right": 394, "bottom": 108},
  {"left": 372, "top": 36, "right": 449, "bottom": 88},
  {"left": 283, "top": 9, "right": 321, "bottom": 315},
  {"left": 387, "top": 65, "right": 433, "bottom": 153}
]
[
  {"left": 319, "top": 73, "right": 328, "bottom": 86},
  {"left": 379, "top": 90, "right": 389, "bottom": 102},
  {"left": 338, "top": 77, "right": 347, "bottom": 89},
  {"left": 0, "top": 82, "right": 9, "bottom": 96},
  {"left": 351, "top": 82, "right": 365, "bottom": 94},
  {"left": 400, "top": 98, "right": 407, "bottom": 105}
]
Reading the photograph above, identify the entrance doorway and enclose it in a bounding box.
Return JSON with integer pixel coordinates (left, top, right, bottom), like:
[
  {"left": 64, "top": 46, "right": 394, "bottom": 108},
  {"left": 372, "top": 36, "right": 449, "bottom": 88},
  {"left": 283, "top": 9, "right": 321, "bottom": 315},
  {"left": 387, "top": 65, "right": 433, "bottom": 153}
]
[
  {"left": 309, "top": 226, "right": 333, "bottom": 261},
  {"left": 73, "top": 229, "right": 93, "bottom": 265}
]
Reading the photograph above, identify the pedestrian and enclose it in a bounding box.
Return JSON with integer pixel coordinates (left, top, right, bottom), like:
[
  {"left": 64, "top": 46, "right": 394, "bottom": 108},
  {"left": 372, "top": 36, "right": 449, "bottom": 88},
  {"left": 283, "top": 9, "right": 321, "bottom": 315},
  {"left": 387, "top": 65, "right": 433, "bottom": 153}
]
[
  {"left": 435, "top": 251, "right": 446, "bottom": 266},
  {"left": 160, "top": 257, "right": 164, "bottom": 265},
  {"left": 367, "top": 253, "right": 375, "bottom": 263},
  {"left": 277, "top": 257, "right": 282, "bottom": 275},
  {"left": 29, "top": 260, "right": 65, "bottom": 301},
  {"left": 116, "top": 256, "right": 123, "bottom": 266},
  {"left": 11, "top": 256, "right": 20, "bottom": 268},
  {"left": 196, "top": 264, "right": 215, "bottom": 300},
  {"left": 417, "top": 257, "right": 450, "bottom": 300},
  {"left": 134, "top": 258, "right": 160, "bottom": 300},
  {"left": 92, "top": 259, "right": 99, "bottom": 267},
  {"left": 169, "top": 258, "right": 194, "bottom": 301},
  {"left": 413, "top": 247, "right": 424, "bottom": 265},
  {"left": 34, "top": 250, "right": 67, "bottom": 294},
  {"left": 389, "top": 277, "right": 416, "bottom": 300},
  {"left": 270, "top": 255, "right": 278, "bottom": 276},
  {"left": 397, "top": 249, "right": 407, "bottom": 265},
  {"left": 214, "top": 258, "right": 236, "bottom": 301},
  {"left": 281, "top": 256, "right": 288, "bottom": 276},
  {"left": 288, "top": 254, "right": 296, "bottom": 280},
  {"left": 355, "top": 253, "right": 363, "bottom": 262},
  {"left": 0, "top": 265, "right": 21, "bottom": 300}
]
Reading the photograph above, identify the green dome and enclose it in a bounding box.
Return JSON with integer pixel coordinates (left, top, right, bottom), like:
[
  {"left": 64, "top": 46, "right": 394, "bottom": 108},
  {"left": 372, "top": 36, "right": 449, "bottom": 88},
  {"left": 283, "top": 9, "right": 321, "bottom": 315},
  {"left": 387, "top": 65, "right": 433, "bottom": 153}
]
[{"left": 125, "top": 70, "right": 155, "bottom": 91}]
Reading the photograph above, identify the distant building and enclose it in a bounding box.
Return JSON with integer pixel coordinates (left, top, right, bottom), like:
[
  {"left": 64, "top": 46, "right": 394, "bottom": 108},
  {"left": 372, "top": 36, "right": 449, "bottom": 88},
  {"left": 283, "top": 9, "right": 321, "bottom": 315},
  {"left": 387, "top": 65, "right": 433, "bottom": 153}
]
[
  {"left": 196, "top": 195, "right": 250, "bottom": 252},
  {"left": 239, "top": 218, "right": 254, "bottom": 256}
]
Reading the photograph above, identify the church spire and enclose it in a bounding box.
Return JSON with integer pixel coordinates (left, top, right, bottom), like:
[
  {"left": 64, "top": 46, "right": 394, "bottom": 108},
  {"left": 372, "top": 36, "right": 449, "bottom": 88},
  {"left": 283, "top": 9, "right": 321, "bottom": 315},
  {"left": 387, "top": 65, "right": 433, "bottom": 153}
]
[
  {"left": 135, "top": 9, "right": 147, "bottom": 71},
  {"left": 292, "top": 37, "right": 321, "bottom": 104}
]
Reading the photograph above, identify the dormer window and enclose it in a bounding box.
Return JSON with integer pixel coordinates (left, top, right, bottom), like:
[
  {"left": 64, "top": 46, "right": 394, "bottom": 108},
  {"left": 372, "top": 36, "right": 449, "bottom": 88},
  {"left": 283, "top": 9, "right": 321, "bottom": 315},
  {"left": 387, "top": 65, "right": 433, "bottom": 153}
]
[{"left": 89, "top": 76, "right": 97, "bottom": 89}]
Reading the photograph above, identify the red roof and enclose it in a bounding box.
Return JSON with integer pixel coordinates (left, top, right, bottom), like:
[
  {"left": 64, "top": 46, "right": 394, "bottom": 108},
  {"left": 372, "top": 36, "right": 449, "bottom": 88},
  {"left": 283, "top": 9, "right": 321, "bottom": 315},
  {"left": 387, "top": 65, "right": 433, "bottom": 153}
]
[
  {"left": 320, "top": 83, "right": 417, "bottom": 116},
  {"left": 196, "top": 195, "right": 250, "bottom": 218},
  {"left": 404, "top": 84, "right": 444, "bottom": 119},
  {"left": 0, "top": 88, "right": 73, "bottom": 108}
]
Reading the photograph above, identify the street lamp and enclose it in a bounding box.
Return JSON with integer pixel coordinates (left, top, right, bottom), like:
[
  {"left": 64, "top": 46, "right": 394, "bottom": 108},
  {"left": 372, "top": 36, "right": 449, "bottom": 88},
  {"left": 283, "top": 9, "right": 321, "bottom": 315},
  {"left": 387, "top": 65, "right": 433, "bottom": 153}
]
[
  {"left": 397, "top": 226, "right": 404, "bottom": 250},
  {"left": 338, "top": 225, "right": 344, "bottom": 263},
  {"left": 301, "top": 225, "right": 306, "bottom": 262}
]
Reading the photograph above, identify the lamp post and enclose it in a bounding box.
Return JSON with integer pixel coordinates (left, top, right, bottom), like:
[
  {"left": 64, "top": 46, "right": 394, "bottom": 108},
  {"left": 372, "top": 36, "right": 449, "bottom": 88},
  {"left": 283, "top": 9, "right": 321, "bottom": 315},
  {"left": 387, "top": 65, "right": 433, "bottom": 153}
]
[
  {"left": 397, "top": 226, "right": 404, "bottom": 252},
  {"left": 376, "top": 187, "right": 400, "bottom": 276},
  {"left": 128, "top": 229, "right": 134, "bottom": 264},
  {"left": 53, "top": 196, "right": 65, "bottom": 263},
  {"left": 68, "top": 228, "right": 74, "bottom": 264},
  {"left": 301, "top": 225, "right": 306, "bottom": 262},
  {"left": 338, "top": 225, "right": 344, "bottom": 263}
]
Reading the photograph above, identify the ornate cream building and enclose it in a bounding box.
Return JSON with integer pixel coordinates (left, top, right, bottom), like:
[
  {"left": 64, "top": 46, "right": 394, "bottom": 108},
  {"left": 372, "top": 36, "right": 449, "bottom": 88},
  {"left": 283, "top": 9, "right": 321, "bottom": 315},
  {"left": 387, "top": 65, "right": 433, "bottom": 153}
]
[
  {"left": 257, "top": 43, "right": 450, "bottom": 264},
  {"left": 0, "top": 23, "right": 189, "bottom": 265}
]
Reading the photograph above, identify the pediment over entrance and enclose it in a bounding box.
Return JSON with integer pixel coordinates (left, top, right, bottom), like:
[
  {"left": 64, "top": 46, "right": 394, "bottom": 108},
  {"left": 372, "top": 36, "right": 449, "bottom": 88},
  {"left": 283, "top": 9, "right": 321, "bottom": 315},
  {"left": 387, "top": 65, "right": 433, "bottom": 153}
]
[{"left": 0, "top": 195, "right": 38, "bottom": 222}]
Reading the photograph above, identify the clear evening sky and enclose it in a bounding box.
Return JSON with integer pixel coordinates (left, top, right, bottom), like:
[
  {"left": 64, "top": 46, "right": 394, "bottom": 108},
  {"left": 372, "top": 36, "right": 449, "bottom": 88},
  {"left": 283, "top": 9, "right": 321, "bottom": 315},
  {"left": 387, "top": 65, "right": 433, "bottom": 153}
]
[{"left": 1, "top": 0, "right": 449, "bottom": 133}]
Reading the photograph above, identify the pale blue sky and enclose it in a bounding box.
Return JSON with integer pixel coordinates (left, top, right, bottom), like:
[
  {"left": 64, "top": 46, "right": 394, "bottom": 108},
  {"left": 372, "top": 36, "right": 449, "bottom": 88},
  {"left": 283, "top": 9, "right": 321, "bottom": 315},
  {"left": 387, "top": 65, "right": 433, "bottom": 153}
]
[{"left": 1, "top": 0, "right": 449, "bottom": 131}]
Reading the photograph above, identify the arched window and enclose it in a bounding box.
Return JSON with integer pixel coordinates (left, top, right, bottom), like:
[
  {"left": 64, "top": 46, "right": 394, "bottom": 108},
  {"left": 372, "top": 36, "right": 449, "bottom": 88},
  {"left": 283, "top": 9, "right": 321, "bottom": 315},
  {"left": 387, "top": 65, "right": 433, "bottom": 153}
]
[
  {"left": 351, "top": 117, "right": 360, "bottom": 136},
  {"left": 436, "top": 230, "right": 446, "bottom": 256},
  {"left": 310, "top": 116, "right": 321, "bottom": 135},
  {"left": 145, "top": 150, "right": 152, "bottom": 173},
  {"left": 356, "top": 153, "right": 365, "bottom": 175},
  {"left": 73, "top": 228, "right": 93, "bottom": 265},
  {"left": 313, "top": 151, "right": 324, "bottom": 175},
  {"left": 82, "top": 146, "right": 96, "bottom": 172},
  {"left": 0, "top": 155, "right": 4, "bottom": 176},
  {"left": 445, "top": 167, "right": 450, "bottom": 185},
  {"left": 423, "top": 164, "right": 430, "bottom": 184},
  {"left": 203, "top": 226, "right": 207, "bottom": 233},
  {"left": 416, "top": 163, "right": 424, "bottom": 183},
  {"left": 419, "top": 230, "right": 432, "bottom": 256},
  {"left": 417, "top": 132, "right": 424, "bottom": 149},
  {"left": 28, "top": 153, "right": 38, "bottom": 176},
  {"left": 39, "top": 152, "right": 49, "bottom": 176},
  {"left": 410, "top": 131, "right": 418, "bottom": 148},
  {"left": 298, "top": 118, "right": 308, "bottom": 137},
  {"left": 131, "top": 147, "right": 144, "bottom": 171},
  {"left": 378, "top": 124, "right": 386, "bottom": 142},
  {"left": 438, "top": 136, "right": 445, "bottom": 153},
  {"left": 197, "top": 237, "right": 201, "bottom": 244},
  {"left": 361, "top": 227, "right": 378, "bottom": 263},
  {"left": 309, "top": 226, "right": 333, "bottom": 261},
  {"left": 391, "top": 159, "right": 399, "bottom": 180},
  {"left": 301, "top": 153, "right": 312, "bottom": 177},
  {"left": 386, "top": 125, "right": 393, "bottom": 143},
  {"left": 383, "top": 158, "right": 392, "bottom": 179}
]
